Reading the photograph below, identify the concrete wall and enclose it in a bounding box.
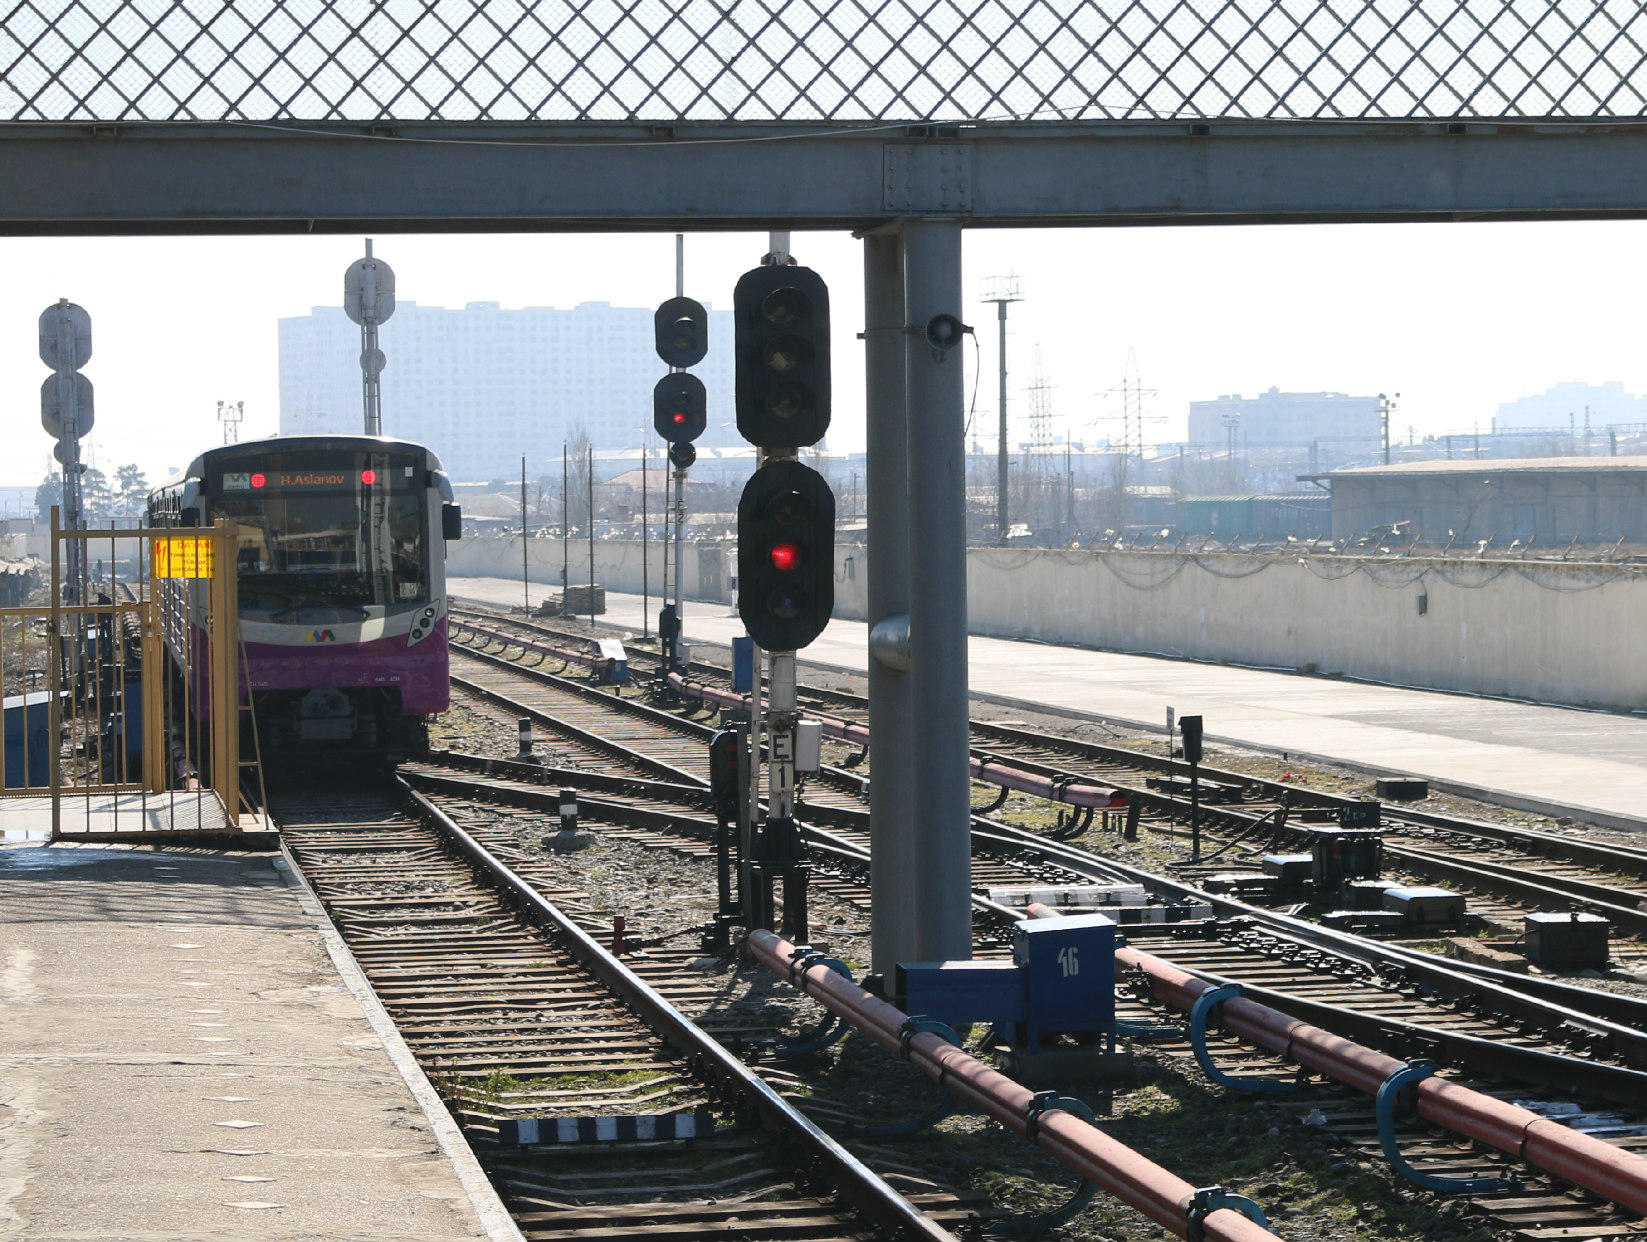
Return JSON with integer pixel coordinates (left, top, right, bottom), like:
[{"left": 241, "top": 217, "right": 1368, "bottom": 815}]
[
  {"left": 450, "top": 536, "right": 1647, "bottom": 711},
  {"left": 447, "top": 536, "right": 733, "bottom": 609},
  {"left": 955, "top": 546, "right": 1647, "bottom": 712}
]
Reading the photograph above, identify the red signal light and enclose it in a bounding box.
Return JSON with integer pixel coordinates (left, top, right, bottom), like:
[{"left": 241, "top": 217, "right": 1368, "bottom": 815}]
[
  {"left": 361, "top": 469, "right": 377, "bottom": 485},
  {"left": 250, "top": 473, "right": 265, "bottom": 488},
  {"left": 671, "top": 411, "right": 687, "bottom": 425},
  {"left": 769, "top": 541, "right": 801, "bottom": 572}
]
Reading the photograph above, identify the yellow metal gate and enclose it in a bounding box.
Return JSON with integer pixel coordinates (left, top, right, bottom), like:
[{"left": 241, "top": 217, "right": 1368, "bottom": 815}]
[{"left": 0, "top": 509, "right": 259, "bottom": 839}]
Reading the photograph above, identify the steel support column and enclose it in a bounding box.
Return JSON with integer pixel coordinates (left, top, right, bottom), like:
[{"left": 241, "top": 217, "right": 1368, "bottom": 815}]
[
  {"left": 863, "top": 227, "right": 914, "bottom": 972},
  {"left": 902, "top": 219, "right": 972, "bottom": 961}
]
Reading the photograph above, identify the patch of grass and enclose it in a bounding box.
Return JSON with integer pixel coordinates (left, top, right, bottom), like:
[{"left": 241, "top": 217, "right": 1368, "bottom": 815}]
[{"left": 550, "top": 1067, "right": 668, "bottom": 1093}]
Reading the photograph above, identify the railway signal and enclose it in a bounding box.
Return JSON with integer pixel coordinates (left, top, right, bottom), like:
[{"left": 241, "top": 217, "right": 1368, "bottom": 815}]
[
  {"left": 737, "top": 459, "right": 834, "bottom": 651},
  {"left": 654, "top": 295, "right": 708, "bottom": 369},
  {"left": 733, "top": 265, "right": 830, "bottom": 448},
  {"left": 653, "top": 373, "right": 706, "bottom": 444}
]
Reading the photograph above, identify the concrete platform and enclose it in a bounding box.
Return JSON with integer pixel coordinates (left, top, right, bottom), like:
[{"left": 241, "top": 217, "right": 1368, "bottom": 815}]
[
  {"left": 0, "top": 790, "right": 273, "bottom": 844},
  {"left": 0, "top": 836, "right": 516, "bottom": 1242},
  {"left": 452, "top": 577, "right": 1647, "bottom": 832}
]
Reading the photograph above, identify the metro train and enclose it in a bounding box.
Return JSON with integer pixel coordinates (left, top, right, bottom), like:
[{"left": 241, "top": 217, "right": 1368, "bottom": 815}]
[{"left": 149, "top": 434, "right": 459, "bottom": 756}]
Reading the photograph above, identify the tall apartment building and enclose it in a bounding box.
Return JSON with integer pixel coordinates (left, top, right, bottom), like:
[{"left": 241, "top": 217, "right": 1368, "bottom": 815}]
[
  {"left": 1188, "top": 388, "right": 1381, "bottom": 450},
  {"left": 279, "top": 300, "right": 738, "bottom": 481},
  {"left": 1493, "top": 381, "right": 1646, "bottom": 432}
]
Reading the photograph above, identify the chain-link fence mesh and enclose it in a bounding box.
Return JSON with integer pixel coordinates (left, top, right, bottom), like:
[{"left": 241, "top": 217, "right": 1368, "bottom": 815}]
[{"left": 2, "top": 1, "right": 1644, "bottom": 123}]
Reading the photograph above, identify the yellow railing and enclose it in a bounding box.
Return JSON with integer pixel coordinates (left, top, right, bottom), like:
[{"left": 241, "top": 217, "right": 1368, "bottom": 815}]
[{"left": 0, "top": 510, "right": 255, "bottom": 837}]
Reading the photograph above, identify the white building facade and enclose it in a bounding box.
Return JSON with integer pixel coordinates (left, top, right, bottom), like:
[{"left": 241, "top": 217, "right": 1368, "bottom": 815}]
[
  {"left": 1188, "top": 388, "right": 1382, "bottom": 450},
  {"left": 279, "top": 300, "right": 738, "bottom": 481},
  {"left": 1493, "top": 381, "right": 1647, "bottom": 432}
]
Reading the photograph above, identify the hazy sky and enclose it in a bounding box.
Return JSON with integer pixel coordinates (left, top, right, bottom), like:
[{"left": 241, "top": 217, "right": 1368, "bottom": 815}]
[{"left": 3, "top": 217, "right": 1643, "bottom": 492}]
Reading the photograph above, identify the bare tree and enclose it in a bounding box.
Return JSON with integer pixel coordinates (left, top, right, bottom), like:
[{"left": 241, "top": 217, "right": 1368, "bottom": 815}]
[{"left": 564, "top": 426, "right": 593, "bottom": 532}]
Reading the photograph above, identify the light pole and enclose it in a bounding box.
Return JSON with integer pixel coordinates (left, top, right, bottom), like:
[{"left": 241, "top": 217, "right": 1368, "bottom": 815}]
[
  {"left": 981, "top": 275, "right": 1022, "bottom": 543},
  {"left": 1379, "top": 392, "right": 1401, "bottom": 465},
  {"left": 1221, "top": 411, "right": 1241, "bottom": 465},
  {"left": 216, "top": 400, "right": 243, "bottom": 444}
]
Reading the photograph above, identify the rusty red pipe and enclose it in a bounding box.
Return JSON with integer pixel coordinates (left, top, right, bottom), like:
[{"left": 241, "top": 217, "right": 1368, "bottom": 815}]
[
  {"left": 746, "top": 929, "right": 1280, "bottom": 1242},
  {"left": 1116, "top": 941, "right": 1647, "bottom": 1213}
]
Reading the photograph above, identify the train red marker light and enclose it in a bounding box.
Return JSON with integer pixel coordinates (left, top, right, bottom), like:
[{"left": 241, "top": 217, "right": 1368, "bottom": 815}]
[
  {"left": 360, "top": 468, "right": 377, "bottom": 485},
  {"left": 250, "top": 472, "right": 265, "bottom": 488},
  {"left": 769, "top": 541, "right": 801, "bottom": 572}
]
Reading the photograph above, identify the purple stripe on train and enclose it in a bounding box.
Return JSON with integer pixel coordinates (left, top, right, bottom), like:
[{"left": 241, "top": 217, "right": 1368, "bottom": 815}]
[
  {"left": 244, "top": 617, "right": 450, "bottom": 714},
  {"left": 185, "top": 618, "right": 450, "bottom": 715}
]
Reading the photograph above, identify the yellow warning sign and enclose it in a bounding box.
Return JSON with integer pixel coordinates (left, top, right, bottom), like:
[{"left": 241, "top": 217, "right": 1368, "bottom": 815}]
[{"left": 153, "top": 535, "right": 215, "bottom": 579}]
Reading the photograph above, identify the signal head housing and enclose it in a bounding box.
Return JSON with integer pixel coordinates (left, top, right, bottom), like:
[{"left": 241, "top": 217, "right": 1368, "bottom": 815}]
[
  {"left": 737, "top": 458, "right": 835, "bottom": 651},
  {"left": 733, "top": 265, "right": 830, "bottom": 449}
]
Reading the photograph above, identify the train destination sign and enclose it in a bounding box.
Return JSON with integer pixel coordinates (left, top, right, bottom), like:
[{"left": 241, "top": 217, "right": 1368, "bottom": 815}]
[{"left": 223, "top": 469, "right": 377, "bottom": 491}]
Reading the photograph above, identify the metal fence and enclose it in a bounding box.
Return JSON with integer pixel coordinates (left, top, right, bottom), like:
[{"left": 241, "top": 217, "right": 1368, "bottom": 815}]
[
  {"left": 0, "top": 514, "right": 253, "bottom": 839},
  {"left": 2, "top": 1, "right": 1644, "bottom": 124}
]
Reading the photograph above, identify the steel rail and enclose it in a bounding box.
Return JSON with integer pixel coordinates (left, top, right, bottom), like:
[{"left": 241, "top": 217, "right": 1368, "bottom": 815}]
[
  {"left": 412, "top": 750, "right": 1647, "bottom": 1094},
  {"left": 469, "top": 610, "right": 1641, "bottom": 878},
  {"left": 454, "top": 620, "right": 1129, "bottom": 810},
  {"left": 447, "top": 647, "right": 1647, "bottom": 1052},
  {"left": 426, "top": 748, "right": 710, "bottom": 805},
  {"left": 975, "top": 818, "right": 1647, "bottom": 1057},
  {"left": 666, "top": 669, "right": 1128, "bottom": 811},
  {"left": 400, "top": 778, "right": 962, "bottom": 1242},
  {"left": 450, "top": 669, "right": 702, "bottom": 786}
]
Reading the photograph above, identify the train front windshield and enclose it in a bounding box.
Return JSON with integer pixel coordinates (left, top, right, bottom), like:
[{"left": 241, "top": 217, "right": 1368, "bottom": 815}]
[{"left": 211, "top": 451, "right": 428, "bottom": 613}]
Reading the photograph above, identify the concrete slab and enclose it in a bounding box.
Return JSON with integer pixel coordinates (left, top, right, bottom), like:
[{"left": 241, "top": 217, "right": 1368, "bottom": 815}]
[
  {"left": 0, "top": 790, "right": 272, "bottom": 844},
  {"left": 452, "top": 577, "right": 1647, "bottom": 831},
  {"left": 0, "top": 841, "right": 503, "bottom": 1242}
]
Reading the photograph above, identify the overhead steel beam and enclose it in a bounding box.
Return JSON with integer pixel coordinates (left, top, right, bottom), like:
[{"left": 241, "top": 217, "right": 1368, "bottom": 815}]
[{"left": 2, "top": 121, "right": 1646, "bottom": 233}]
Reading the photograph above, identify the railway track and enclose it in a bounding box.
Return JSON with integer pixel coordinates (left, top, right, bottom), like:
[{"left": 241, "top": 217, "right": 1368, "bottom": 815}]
[
  {"left": 404, "top": 752, "right": 1647, "bottom": 1239},
  {"left": 433, "top": 612, "right": 1647, "bottom": 1230},
  {"left": 451, "top": 608, "right": 1647, "bottom": 959},
  {"left": 273, "top": 777, "right": 978, "bottom": 1241}
]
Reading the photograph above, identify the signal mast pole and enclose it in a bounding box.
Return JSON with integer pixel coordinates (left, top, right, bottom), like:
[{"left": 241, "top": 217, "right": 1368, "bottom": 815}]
[
  {"left": 982, "top": 276, "right": 1021, "bottom": 543},
  {"left": 345, "top": 240, "right": 395, "bottom": 436},
  {"left": 673, "top": 233, "right": 687, "bottom": 654}
]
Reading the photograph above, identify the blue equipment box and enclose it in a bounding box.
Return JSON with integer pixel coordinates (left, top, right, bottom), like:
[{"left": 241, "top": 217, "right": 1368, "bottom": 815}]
[
  {"left": 3, "top": 691, "right": 54, "bottom": 789},
  {"left": 894, "top": 959, "right": 1024, "bottom": 1030},
  {"left": 1013, "top": 912, "right": 1115, "bottom": 1036},
  {"left": 896, "top": 913, "right": 1116, "bottom": 1052}
]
